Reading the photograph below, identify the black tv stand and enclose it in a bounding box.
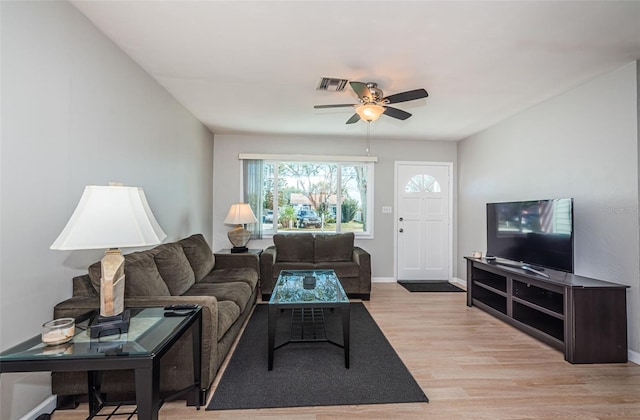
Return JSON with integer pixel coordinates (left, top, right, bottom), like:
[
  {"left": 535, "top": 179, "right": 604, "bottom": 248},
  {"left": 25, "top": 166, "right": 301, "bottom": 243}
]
[{"left": 466, "top": 257, "right": 628, "bottom": 363}]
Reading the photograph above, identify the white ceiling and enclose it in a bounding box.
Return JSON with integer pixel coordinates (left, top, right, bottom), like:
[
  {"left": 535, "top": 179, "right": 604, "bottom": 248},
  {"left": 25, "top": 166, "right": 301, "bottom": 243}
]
[{"left": 70, "top": 1, "right": 640, "bottom": 142}]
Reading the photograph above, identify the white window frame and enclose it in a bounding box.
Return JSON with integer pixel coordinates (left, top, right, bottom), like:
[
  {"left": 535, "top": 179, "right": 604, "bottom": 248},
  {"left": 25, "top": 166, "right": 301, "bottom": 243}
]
[{"left": 240, "top": 154, "right": 376, "bottom": 239}]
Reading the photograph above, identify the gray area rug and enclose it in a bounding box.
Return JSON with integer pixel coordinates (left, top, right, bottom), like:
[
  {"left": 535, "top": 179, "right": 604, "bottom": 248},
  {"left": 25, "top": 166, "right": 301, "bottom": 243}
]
[
  {"left": 207, "top": 302, "right": 428, "bottom": 410},
  {"left": 398, "top": 281, "right": 465, "bottom": 292}
]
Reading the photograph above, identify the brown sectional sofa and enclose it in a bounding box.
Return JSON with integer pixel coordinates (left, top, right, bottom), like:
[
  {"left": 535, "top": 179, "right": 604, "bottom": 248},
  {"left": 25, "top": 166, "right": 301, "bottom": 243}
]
[
  {"left": 260, "top": 232, "right": 371, "bottom": 300},
  {"left": 51, "top": 234, "right": 258, "bottom": 406}
]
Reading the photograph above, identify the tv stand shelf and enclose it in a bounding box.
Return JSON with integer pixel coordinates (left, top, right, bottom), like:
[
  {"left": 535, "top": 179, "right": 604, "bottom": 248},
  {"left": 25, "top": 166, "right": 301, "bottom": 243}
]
[{"left": 465, "top": 257, "right": 628, "bottom": 364}]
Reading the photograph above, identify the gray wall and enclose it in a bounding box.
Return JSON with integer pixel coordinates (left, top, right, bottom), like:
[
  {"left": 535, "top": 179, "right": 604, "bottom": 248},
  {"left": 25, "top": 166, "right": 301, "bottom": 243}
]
[
  {"left": 0, "top": 1, "right": 214, "bottom": 418},
  {"left": 212, "top": 134, "right": 458, "bottom": 279},
  {"left": 457, "top": 61, "right": 639, "bottom": 357}
]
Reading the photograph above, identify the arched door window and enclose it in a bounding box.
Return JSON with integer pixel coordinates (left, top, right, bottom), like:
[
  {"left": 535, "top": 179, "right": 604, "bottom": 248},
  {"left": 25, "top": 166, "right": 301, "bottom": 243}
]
[{"left": 405, "top": 174, "right": 441, "bottom": 193}]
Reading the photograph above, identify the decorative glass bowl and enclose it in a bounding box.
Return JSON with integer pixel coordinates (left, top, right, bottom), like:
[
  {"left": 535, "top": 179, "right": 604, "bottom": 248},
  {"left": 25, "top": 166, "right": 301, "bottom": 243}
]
[
  {"left": 42, "top": 318, "right": 75, "bottom": 346},
  {"left": 303, "top": 276, "right": 316, "bottom": 290}
]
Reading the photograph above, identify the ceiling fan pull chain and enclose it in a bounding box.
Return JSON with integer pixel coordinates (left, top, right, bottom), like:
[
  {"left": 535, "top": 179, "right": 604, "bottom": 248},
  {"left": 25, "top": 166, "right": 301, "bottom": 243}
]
[{"left": 366, "top": 121, "right": 371, "bottom": 156}]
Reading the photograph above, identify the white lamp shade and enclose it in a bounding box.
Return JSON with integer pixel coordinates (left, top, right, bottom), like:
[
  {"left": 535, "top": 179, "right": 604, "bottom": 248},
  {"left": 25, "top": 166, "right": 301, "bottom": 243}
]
[
  {"left": 224, "top": 203, "right": 258, "bottom": 225},
  {"left": 51, "top": 185, "right": 167, "bottom": 250},
  {"left": 355, "top": 103, "right": 385, "bottom": 122}
]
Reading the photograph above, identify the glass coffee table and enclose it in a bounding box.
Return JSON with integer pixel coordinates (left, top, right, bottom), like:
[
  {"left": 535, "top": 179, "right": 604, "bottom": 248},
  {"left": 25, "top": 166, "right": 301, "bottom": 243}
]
[
  {"left": 268, "top": 269, "right": 350, "bottom": 370},
  {"left": 0, "top": 307, "right": 202, "bottom": 420}
]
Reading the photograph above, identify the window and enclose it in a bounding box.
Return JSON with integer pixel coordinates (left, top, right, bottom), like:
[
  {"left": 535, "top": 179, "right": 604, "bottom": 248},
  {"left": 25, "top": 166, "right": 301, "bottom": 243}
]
[
  {"left": 244, "top": 158, "right": 374, "bottom": 237},
  {"left": 405, "top": 174, "right": 441, "bottom": 193}
]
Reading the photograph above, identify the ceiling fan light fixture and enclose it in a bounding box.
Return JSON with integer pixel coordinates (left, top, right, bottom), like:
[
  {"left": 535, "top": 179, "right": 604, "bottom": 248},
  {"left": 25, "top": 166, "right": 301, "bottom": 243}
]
[{"left": 355, "top": 104, "right": 385, "bottom": 122}]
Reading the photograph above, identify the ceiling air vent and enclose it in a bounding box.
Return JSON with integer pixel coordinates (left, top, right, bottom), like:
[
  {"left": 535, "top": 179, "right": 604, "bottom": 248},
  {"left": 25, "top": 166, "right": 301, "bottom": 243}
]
[{"left": 317, "top": 77, "right": 349, "bottom": 92}]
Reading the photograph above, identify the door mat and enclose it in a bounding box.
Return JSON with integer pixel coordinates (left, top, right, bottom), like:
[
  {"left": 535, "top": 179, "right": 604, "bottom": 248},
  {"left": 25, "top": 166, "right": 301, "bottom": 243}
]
[{"left": 398, "top": 281, "right": 465, "bottom": 292}]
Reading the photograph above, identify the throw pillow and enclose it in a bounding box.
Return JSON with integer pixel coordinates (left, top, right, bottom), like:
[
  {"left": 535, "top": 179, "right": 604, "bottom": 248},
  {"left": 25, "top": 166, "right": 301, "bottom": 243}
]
[
  {"left": 154, "top": 243, "right": 196, "bottom": 296},
  {"left": 314, "top": 232, "right": 354, "bottom": 262},
  {"left": 274, "top": 233, "right": 314, "bottom": 263},
  {"left": 179, "top": 234, "right": 215, "bottom": 281},
  {"left": 88, "top": 250, "right": 171, "bottom": 297}
]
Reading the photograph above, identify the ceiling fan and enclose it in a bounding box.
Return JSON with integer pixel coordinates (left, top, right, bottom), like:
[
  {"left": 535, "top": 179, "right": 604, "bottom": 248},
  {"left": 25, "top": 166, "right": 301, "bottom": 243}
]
[{"left": 314, "top": 81, "right": 429, "bottom": 124}]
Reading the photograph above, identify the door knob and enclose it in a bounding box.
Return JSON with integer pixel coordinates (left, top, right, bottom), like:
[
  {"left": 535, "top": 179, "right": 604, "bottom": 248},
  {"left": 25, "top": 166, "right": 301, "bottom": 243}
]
[
  {"left": 399, "top": 217, "right": 403, "bottom": 221},
  {"left": 399, "top": 228, "right": 404, "bottom": 233}
]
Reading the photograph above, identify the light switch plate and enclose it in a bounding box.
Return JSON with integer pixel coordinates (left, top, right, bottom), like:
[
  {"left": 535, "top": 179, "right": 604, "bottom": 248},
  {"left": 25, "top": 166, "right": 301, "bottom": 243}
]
[{"left": 382, "top": 206, "right": 392, "bottom": 214}]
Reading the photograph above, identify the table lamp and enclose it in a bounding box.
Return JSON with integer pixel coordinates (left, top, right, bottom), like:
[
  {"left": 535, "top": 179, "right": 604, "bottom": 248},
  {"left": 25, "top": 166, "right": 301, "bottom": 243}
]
[
  {"left": 224, "top": 203, "right": 257, "bottom": 253},
  {"left": 51, "top": 184, "right": 166, "bottom": 337}
]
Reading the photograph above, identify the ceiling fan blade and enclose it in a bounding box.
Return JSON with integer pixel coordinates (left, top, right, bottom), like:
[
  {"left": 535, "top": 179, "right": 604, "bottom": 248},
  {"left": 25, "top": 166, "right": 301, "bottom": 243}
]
[
  {"left": 346, "top": 113, "right": 361, "bottom": 124},
  {"left": 349, "top": 81, "right": 373, "bottom": 102},
  {"left": 383, "top": 106, "right": 412, "bottom": 120},
  {"left": 384, "top": 88, "right": 429, "bottom": 104},
  {"left": 314, "top": 104, "right": 356, "bottom": 109}
]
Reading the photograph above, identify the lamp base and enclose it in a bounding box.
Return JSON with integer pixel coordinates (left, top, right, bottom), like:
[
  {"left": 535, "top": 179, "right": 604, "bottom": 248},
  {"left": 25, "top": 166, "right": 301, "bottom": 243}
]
[
  {"left": 230, "top": 246, "right": 248, "bottom": 253},
  {"left": 227, "top": 226, "right": 251, "bottom": 249},
  {"left": 90, "top": 309, "right": 131, "bottom": 338}
]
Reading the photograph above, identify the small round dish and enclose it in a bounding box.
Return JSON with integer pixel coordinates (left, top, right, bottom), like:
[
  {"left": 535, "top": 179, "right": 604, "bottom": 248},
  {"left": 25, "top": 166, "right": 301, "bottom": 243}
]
[{"left": 42, "top": 318, "right": 75, "bottom": 346}]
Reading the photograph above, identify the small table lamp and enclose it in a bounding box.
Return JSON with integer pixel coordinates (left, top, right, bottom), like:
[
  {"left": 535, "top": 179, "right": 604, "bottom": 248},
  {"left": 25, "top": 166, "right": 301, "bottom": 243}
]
[
  {"left": 51, "top": 184, "right": 166, "bottom": 337},
  {"left": 224, "top": 203, "right": 257, "bottom": 253}
]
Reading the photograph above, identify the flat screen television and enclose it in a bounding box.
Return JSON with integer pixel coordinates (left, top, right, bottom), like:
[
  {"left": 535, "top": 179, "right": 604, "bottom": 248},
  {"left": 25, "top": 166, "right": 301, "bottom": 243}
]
[{"left": 486, "top": 198, "right": 574, "bottom": 273}]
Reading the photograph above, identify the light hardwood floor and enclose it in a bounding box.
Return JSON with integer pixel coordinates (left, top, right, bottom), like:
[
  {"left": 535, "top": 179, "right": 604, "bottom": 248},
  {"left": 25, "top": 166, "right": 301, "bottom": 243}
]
[{"left": 52, "top": 282, "right": 640, "bottom": 419}]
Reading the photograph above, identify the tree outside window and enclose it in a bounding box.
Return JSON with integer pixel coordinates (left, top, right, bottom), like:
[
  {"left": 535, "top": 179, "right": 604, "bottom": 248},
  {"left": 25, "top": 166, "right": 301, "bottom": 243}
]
[{"left": 255, "top": 160, "right": 373, "bottom": 236}]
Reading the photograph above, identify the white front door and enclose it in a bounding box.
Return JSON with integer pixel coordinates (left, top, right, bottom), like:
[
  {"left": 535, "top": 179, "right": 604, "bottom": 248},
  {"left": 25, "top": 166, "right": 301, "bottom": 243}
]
[{"left": 396, "top": 162, "right": 451, "bottom": 280}]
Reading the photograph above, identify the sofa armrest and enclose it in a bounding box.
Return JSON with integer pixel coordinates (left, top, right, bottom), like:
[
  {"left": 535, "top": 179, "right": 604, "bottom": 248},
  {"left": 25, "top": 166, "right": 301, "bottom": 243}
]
[
  {"left": 128, "top": 295, "right": 219, "bottom": 391},
  {"left": 214, "top": 252, "right": 260, "bottom": 275},
  {"left": 353, "top": 247, "right": 372, "bottom": 294},
  {"left": 72, "top": 274, "right": 98, "bottom": 297},
  {"left": 54, "top": 295, "right": 219, "bottom": 340},
  {"left": 54, "top": 297, "right": 100, "bottom": 319},
  {"left": 260, "top": 246, "right": 277, "bottom": 296}
]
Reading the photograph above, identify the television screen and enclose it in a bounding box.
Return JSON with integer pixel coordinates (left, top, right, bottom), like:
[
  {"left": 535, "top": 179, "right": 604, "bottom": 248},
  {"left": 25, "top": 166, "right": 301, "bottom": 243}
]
[{"left": 486, "top": 198, "right": 574, "bottom": 272}]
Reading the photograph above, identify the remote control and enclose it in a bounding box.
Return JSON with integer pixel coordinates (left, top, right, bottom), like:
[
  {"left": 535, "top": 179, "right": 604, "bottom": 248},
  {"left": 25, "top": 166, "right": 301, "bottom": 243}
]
[
  {"left": 164, "top": 309, "right": 194, "bottom": 317},
  {"left": 164, "top": 304, "right": 198, "bottom": 310}
]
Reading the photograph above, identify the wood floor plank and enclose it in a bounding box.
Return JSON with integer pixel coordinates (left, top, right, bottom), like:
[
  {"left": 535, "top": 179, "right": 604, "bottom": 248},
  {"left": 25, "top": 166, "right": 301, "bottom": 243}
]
[{"left": 51, "top": 282, "right": 640, "bottom": 419}]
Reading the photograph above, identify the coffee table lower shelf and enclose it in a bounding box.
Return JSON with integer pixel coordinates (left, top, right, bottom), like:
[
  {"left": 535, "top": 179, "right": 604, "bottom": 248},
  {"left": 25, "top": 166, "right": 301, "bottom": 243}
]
[{"left": 268, "top": 305, "right": 350, "bottom": 370}]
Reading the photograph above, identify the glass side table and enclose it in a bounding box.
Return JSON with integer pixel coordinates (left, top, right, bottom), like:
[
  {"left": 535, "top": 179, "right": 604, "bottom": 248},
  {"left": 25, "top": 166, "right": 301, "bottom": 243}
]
[{"left": 0, "top": 307, "right": 202, "bottom": 420}]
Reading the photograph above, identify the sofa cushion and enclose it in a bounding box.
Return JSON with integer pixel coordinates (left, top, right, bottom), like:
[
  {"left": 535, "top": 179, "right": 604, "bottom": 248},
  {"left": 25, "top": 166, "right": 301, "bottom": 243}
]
[
  {"left": 154, "top": 243, "right": 196, "bottom": 296},
  {"left": 272, "top": 262, "right": 315, "bottom": 279},
  {"left": 314, "top": 232, "right": 354, "bottom": 262},
  {"left": 216, "top": 301, "right": 241, "bottom": 341},
  {"left": 185, "top": 282, "right": 252, "bottom": 312},
  {"left": 200, "top": 268, "right": 259, "bottom": 290},
  {"left": 315, "top": 261, "right": 361, "bottom": 278},
  {"left": 179, "top": 234, "right": 215, "bottom": 281},
  {"left": 274, "top": 233, "right": 314, "bottom": 263},
  {"left": 89, "top": 251, "right": 171, "bottom": 297}
]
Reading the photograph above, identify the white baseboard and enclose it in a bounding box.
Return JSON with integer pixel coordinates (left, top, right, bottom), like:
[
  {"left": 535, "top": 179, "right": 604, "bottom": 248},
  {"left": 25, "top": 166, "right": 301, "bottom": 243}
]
[
  {"left": 372, "top": 277, "right": 396, "bottom": 283},
  {"left": 20, "top": 395, "right": 56, "bottom": 420},
  {"left": 450, "top": 277, "right": 467, "bottom": 289}
]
